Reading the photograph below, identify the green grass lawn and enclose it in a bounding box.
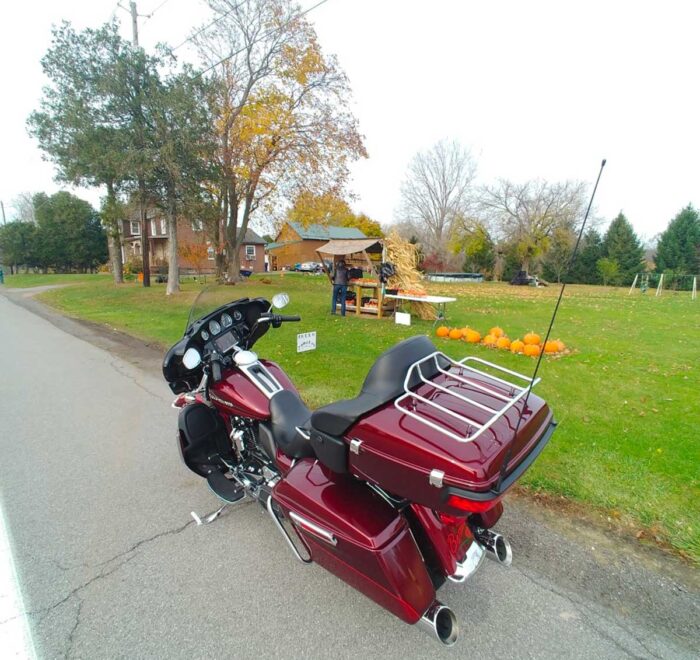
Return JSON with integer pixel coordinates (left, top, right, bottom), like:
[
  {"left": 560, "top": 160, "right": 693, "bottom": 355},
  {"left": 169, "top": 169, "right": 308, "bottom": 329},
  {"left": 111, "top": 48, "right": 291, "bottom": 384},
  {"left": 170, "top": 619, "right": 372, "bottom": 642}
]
[
  {"left": 3, "top": 272, "right": 110, "bottom": 288},
  {"left": 5, "top": 273, "right": 698, "bottom": 561}
]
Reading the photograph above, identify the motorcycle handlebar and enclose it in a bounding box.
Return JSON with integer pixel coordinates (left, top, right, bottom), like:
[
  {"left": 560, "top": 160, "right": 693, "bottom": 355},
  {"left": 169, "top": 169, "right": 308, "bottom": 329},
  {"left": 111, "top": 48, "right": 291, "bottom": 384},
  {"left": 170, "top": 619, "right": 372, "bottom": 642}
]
[{"left": 276, "top": 314, "right": 301, "bottom": 322}]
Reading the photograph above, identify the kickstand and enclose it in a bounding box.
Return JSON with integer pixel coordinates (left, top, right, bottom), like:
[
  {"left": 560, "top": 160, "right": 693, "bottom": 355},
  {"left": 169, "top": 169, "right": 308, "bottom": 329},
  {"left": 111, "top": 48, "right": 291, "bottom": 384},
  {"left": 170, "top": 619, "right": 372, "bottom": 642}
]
[{"left": 191, "top": 504, "right": 228, "bottom": 526}]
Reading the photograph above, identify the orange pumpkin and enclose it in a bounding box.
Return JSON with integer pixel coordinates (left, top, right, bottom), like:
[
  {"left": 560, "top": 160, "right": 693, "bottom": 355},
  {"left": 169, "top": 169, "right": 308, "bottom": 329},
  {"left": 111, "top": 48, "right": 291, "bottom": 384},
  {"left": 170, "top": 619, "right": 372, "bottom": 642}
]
[
  {"left": 496, "top": 336, "right": 511, "bottom": 350},
  {"left": 464, "top": 328, "right": 481, "bottom": 343},
  {"left": 524, "top": 343, "right": 541, "bottom": 357},
  {"left": 449, "top": 328, "right": 463, "bottom": 340},
  {"left": 510, "top": 339, "right": 525, "bottom": 354},
  {"left": 489, "top": 326, "right": 504, "bottom": 338},
  {"left": 524, "top": 331, "right": 541, "bottom": 345},
  {"left": 544, "top": 339, "right": 560, "bottom": 354},
  {"left": 483, "top": 333, "right": 498, "bottom": 346},
  {"left": 555, "top": 339, "right": 566, "bottom": 352},
  {"left": 436, "top": 326, "right": 449, "bottom": 338}
]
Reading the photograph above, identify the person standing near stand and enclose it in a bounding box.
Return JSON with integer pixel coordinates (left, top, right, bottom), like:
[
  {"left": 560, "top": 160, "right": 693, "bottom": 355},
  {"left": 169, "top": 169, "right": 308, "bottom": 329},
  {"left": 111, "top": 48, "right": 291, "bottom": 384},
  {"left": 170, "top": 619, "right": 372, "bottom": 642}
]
[{"left": 330, "top": 258, "right": 349, "bottom": 316}]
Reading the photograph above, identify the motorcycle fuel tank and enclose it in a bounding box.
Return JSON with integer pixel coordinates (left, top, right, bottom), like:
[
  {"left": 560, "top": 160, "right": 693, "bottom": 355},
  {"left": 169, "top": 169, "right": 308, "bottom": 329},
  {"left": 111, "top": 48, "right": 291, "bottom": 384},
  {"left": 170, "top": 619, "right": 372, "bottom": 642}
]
[
  {"left": 208, "top": 360, "right": 298, "bottom": 420},
  {"left": 347, "top": 366, "right": 555, "bottom": 515}
]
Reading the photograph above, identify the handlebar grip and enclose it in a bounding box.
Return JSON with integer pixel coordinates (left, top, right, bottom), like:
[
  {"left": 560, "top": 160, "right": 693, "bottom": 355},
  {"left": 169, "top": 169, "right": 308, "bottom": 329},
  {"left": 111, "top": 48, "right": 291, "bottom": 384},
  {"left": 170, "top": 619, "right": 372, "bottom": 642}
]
[{"left": 278, "top": 315, "right": 301, "bottom": 322}]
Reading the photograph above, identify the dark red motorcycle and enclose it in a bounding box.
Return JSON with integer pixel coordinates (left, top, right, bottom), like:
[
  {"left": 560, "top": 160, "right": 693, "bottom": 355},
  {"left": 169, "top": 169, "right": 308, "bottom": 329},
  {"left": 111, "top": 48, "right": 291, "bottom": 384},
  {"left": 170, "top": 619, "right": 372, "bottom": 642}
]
[{"left": 163, "top": 287, "right": 556, "bottom": 645}]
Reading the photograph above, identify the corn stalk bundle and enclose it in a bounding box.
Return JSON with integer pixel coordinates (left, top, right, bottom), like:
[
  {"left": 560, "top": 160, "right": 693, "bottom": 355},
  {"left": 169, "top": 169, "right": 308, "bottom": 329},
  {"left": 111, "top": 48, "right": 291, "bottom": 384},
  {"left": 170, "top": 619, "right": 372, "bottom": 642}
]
[{"left": 385, "top": 231, "right": 436, "bottom": 320}]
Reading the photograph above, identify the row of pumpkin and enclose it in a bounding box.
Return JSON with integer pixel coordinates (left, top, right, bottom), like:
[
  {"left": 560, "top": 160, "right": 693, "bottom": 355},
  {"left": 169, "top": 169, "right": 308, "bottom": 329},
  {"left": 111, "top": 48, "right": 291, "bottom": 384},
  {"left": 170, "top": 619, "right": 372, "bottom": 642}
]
[{"left": 435, "top": 325, "right": 566, "bottom": 356}]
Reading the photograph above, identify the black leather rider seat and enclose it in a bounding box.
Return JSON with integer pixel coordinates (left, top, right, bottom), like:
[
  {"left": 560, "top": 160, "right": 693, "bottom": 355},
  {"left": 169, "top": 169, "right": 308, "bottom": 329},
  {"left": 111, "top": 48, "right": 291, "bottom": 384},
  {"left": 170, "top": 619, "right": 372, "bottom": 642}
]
[
  {"left": 311, "top": 335, "right": 446, "bottom": 437},
  {"left": 269, "top": 389, "right": 315, "bottom": 459}
]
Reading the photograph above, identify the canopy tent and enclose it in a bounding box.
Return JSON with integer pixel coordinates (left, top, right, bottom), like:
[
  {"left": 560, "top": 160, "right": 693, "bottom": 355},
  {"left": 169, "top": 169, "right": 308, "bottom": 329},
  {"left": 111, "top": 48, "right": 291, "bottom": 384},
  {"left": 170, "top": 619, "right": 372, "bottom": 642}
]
[
  {"left": 316, "top": 238, "right": 385, "bottom": 281},
  {"left": 316, "top": 238, "right": 383, "bottom": 255}
]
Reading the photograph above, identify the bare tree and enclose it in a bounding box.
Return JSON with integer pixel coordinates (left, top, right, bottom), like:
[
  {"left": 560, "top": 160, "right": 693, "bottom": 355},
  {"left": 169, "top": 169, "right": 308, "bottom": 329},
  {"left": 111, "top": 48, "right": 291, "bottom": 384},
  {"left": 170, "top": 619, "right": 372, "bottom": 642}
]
[
  {"left": 11, "top": 193, "right": 37, "bottom": 223},
  {"left": 479, "top": 179, "right": 587, "bottom": 273},
  {"left": 398, "top": 140, "right": 477, "bottom": 254}
]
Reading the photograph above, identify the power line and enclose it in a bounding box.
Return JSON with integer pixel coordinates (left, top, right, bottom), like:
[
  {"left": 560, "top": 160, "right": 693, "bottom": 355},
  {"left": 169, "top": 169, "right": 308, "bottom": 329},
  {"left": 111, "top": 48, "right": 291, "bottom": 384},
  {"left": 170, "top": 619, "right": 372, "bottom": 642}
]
[
  {"left": 143, "top": 0, "right": 175, "bottom": 21},
  {"left": 170, "top": 0, "right": 249, "bottom": 52},
  {"left": 196, "top": 0, "right": 331, "bottom": 78}
]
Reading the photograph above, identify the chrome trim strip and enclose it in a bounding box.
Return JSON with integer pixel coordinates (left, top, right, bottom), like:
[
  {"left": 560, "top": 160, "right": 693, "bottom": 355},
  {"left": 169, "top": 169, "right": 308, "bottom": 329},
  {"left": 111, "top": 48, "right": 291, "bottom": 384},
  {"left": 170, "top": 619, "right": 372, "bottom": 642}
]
[
  {"left": 429, "top": 469, "right": 444, "bottom": 488},
  {"left": 289, "top": 512, "right": 337, "bottom": 546}
]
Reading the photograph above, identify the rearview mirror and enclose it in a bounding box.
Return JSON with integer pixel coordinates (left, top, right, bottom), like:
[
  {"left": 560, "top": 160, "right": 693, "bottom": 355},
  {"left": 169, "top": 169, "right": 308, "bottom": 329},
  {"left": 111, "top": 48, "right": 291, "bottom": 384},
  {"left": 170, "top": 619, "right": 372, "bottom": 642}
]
[
  {"left": 272, "top": 292, "right": 289, "bottom": 309},
  {"left": 182, "top": 347, "right": 202, "bottom": 370}
]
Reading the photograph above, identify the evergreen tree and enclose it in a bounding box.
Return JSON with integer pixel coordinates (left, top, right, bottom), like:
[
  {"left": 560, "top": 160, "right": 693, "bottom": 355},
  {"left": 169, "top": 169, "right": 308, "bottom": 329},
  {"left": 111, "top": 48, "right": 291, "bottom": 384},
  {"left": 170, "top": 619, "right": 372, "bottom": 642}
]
[
  {"left": 601, "top": 212, "right": 644, "bottom": 285},
  {"left": 569, "top": 228, "right": 603, "bottom": 284},
  {"left": 0, "top": 221, "right": 37, "bottom": 273},
  {"left": 655, "top": 204, "right": 700, "bottom": 275},
  {"left": 33, "top": 192, "right": 107, "bottom": 272}
]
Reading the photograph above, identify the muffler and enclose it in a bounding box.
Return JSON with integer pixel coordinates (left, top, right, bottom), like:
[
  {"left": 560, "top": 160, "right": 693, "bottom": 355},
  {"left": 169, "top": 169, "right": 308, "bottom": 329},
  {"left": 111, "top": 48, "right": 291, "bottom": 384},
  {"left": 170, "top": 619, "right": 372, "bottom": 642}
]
[
  {"left": 472, "top": 526, "right": 512, "bottom": 567},
  {"left": 416, "top": 600, "right": 459, "bottom": 646}
]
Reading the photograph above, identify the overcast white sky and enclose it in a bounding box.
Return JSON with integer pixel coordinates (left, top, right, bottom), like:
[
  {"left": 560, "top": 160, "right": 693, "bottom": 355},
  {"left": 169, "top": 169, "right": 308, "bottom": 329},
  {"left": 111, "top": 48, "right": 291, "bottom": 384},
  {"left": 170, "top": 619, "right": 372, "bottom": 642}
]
[{"left": 1, "top": 0, "right": 698, "bottom": 241}]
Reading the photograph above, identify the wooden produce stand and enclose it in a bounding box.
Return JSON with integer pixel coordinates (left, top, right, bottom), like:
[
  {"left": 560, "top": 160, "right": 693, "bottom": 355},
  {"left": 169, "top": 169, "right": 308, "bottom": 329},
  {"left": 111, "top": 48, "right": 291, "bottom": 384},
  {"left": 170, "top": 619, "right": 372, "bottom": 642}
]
[{"left": 316, "top": 238, "right": 394, "bottom": 319}]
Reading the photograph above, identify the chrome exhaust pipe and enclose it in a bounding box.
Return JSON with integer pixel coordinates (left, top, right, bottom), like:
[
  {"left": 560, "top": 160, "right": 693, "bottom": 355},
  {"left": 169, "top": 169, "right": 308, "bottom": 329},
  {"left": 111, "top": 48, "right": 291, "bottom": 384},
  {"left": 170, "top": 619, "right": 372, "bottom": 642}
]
[
  {"left": 416, "top": 600, "right": 459, "bottom": 646},
  {"left": 472, "top": 526, "right": 512, "bottom": 567}
]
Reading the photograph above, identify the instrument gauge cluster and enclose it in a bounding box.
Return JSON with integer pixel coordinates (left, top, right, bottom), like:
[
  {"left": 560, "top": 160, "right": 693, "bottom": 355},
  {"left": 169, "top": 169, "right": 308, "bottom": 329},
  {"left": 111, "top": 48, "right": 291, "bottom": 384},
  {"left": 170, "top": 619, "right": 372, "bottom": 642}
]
[{"left": 208, "top": 319, "right": 221, "bottom": 335}]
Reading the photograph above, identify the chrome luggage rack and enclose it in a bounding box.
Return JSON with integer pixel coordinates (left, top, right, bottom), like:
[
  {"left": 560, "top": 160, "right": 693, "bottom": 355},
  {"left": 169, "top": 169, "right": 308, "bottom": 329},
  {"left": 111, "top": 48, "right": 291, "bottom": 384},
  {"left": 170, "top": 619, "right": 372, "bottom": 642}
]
[{"left": 394, "top": 352, "right": 540, "bottom": 443}]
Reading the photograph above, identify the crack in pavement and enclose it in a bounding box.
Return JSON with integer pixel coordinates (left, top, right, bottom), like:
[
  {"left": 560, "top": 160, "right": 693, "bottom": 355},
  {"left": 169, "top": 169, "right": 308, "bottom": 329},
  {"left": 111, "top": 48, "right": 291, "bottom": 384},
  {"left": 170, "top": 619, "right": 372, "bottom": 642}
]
[
  {"left": 0, "top": 518, "right": 194, "bottom": 632},
  {"left": 62, "top": 596, "right": 83, "bottom": 660},
  {"left": 108, "top": 359, "right": 170, "bottom": 403},
  {"left": 513, "top": 565, "right": 666, "bottom": 659}
]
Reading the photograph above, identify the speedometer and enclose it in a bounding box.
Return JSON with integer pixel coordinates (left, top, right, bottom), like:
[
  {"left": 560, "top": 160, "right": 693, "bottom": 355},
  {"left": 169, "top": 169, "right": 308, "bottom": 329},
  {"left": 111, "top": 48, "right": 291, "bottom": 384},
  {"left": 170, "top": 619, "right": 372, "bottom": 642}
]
[
  {"left": 208, "top": 320, "right": 221, "bottom": 335},
  {"left": 221, "top": 313, "right": 233, "bottom": 328}
]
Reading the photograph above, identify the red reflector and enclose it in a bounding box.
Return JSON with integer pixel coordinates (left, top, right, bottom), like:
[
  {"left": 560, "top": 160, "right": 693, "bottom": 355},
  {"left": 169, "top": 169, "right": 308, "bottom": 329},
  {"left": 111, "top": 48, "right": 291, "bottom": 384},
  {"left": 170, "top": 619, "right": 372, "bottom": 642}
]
[{"left": 446, "top": 494, "right": 497, "bottom": 514}]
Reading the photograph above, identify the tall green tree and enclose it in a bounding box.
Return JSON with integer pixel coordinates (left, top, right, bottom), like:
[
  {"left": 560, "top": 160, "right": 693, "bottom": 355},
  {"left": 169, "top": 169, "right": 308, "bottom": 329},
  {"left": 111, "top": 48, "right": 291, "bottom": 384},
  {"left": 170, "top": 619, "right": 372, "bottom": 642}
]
[
  {"left": 655, "top": 204, "right": 700, "bottom": 275},
  {"left": 450, "top": 219, "right": 495, "bottom": 276},
  {"left": 541, "top": 225, "right": 576, "bottom": 283},
  {"left": 569, "top": 228, "right": 603, "bottom": 284},
  {"left": 601, "top": 212, "right": 644, "bottom": 285},
  {"left": 33, "top": 192, "right": 107, "bottom": 272},
  {"left": 28, "top": 21, "right": 131, "bottom": 283},
  {"left": 0, "top": 221, "right": 36, "bottom": 273}
]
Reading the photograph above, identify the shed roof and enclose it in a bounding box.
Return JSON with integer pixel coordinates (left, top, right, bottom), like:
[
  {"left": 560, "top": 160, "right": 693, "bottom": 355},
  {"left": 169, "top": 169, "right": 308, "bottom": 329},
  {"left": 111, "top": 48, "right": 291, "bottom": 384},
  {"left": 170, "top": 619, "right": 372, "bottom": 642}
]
[{"left": 288, "top": 221, "right": 366, "bottom": 241}]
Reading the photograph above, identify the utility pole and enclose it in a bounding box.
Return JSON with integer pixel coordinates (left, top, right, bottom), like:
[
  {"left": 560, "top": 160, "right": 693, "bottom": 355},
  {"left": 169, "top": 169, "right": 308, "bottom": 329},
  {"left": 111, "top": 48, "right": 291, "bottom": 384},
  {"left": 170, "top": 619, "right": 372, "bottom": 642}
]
[
  {"left": 129, "top": 1, "right": 139, "bottom": 46},
  {"left": 128, "top": 1, "right": 151, "bottom": 287},
  {"left": 0, "top": 201, "right": 6, "bottom": 225}
]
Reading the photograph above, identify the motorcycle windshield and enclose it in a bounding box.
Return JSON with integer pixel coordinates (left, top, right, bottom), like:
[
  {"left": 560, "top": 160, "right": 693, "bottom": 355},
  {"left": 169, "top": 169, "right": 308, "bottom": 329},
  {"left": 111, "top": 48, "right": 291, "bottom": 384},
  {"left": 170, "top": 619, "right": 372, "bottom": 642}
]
[{"left": 185, "top": 285, "right": 241, "bottom": 333}]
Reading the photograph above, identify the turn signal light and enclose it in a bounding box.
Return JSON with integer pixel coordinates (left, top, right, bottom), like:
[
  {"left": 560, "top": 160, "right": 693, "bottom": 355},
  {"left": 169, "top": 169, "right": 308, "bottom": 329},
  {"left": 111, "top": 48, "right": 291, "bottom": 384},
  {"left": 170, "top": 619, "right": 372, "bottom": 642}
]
[{"left": 446, "top": 494, "right": 499, "bottom": 514}]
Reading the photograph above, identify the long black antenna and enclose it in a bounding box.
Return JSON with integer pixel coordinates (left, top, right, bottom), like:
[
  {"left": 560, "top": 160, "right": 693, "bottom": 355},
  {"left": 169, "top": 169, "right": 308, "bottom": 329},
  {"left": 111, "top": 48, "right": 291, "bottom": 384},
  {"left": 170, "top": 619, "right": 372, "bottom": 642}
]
[{"left": 496, "top": 159, "right": 607, "bottom": 491}]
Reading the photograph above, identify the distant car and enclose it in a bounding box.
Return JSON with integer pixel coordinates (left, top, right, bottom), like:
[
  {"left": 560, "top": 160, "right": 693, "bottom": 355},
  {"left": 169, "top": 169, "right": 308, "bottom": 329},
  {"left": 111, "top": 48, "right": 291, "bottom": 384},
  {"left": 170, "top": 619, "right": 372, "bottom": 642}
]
[
  {"left": 297, "top": 261, "right": 324, "bottom": 273},
  {"left": 510, "top": 270, "right": 547, "bottom": 287}
]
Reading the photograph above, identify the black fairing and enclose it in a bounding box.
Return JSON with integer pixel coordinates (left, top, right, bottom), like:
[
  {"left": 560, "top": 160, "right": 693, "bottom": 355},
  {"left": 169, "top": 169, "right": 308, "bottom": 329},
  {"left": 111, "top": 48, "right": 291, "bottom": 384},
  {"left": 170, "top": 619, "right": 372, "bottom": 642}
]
[
  {"left": 177, "top": 403, "right": 233, "bottom": 476},
  {"left": 163, "top": 297, "right": 272, "bottom": 394},
  {"left": 163, "top": 337, "right": 200, "bottom": 394}
]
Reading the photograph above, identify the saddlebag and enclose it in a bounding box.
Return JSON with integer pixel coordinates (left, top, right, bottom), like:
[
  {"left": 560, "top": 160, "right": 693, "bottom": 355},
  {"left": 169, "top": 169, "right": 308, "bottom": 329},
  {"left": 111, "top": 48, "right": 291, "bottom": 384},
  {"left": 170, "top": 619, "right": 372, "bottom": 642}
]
[{"left": 272, "top": 459, "right": 435, "bottom": 624}]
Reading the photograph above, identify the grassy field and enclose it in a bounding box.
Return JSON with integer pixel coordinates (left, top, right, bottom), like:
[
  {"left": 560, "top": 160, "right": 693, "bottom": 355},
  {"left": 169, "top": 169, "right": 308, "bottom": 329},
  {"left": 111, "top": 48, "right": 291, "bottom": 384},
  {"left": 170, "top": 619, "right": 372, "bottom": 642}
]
[{"left": 3, "top": 272, "right": 698, "bottom": 561}]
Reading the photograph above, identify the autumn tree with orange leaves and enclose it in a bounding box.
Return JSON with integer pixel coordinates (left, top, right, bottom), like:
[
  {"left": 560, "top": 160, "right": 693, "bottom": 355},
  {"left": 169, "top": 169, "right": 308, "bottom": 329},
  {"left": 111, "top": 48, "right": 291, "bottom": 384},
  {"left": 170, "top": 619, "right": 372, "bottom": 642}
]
[
  {"left": 286, "top": 191, "right": 383, "bottom": 237},
  {"left": 194, "top": 0, "right": 367, "bottom": 280}
]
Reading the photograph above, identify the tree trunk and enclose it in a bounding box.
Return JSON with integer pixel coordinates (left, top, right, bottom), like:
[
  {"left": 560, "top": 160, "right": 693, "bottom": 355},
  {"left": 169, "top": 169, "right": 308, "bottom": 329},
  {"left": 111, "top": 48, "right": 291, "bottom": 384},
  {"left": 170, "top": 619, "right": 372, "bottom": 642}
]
[
  {"left": 166, "top": 189, "right": 179, "bottom": 295},
  {"left": 225, "top": 187, "right": 242, "bottom": 282},
  {"left": 139, "top": 180, "right": 151, "bottom": 287},
  {"left": 106, "top": 181, "right": 124, "bottom": 284}
]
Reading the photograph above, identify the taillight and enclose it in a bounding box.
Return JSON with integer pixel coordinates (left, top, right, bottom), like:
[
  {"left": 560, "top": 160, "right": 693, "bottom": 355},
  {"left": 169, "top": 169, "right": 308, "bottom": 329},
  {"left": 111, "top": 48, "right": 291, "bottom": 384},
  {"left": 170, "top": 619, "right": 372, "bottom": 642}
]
[{"left": 446, "top": 493, "right": 499, "bottom": 514}]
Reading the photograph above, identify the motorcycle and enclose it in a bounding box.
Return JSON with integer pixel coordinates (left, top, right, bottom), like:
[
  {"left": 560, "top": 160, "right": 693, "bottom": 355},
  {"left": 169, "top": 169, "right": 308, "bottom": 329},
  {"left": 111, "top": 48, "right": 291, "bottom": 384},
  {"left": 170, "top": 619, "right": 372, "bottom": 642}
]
[{"left": 163, "top": 287, "right": 556, "bottom": 645}]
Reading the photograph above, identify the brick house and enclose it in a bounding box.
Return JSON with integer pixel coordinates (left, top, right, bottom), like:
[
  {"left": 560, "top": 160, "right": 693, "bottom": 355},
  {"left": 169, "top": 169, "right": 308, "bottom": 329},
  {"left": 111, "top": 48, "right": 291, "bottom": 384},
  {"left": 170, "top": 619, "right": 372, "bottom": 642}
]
[
  {"left": 266, "top": 221, "right": 366, "bottom": 271},
  {"left": 121, "top": 209, "right": 266, "bottom": 274}
]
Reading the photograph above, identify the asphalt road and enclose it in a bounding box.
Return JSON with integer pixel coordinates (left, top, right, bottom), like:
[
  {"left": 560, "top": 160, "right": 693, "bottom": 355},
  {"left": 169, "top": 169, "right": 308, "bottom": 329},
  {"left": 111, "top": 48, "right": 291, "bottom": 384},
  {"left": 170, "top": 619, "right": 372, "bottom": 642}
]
[{"left": 0, "top": 291, "right": 697, "bottom": 659}]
